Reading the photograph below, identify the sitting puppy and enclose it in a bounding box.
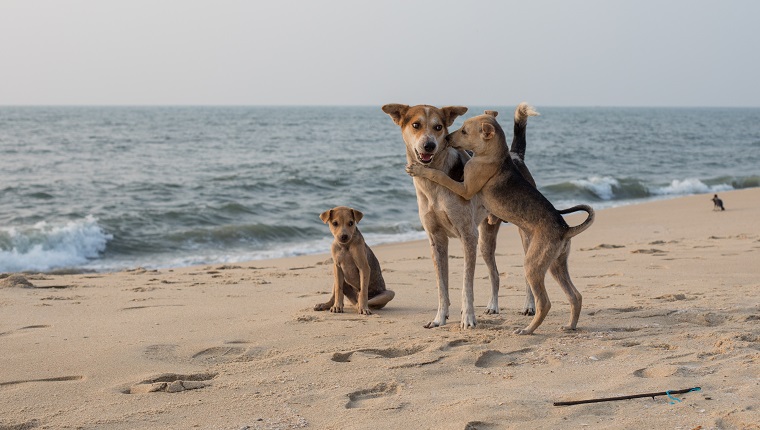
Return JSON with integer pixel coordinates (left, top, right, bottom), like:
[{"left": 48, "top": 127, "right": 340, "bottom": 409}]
[
  {"left": 712, "top": 194, "right": 725, "bottom": 211},
  {"left": 315, "top": 206, "right": 394, "bottom": 314},
  {"left": 407, "top": 110, "right": 594, "bottom": 335}
]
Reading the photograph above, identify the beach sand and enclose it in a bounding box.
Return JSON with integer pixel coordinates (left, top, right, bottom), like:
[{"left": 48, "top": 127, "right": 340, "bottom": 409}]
[{"left": 1, "top": 188, "right": 758, "bottom": 429}]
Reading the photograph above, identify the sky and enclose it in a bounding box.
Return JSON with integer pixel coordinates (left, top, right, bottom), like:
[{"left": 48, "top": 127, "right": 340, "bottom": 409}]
[{"left": 1, "top": 0, "right": 759, "bottom": 107}]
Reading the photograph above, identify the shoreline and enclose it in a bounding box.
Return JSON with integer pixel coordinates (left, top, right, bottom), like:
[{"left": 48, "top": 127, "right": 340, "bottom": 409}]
[
  {"left": 6, "top": 189, "right": 755, "bottom": 276},
  {"left": 1, "top": 188, "right": 758, "bottom": 428}
]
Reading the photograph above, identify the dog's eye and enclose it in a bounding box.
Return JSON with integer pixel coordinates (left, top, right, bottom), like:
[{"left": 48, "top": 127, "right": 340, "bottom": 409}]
[
  {"left": 332, "top": 221, "right": 338, "bottom": 227},
  {"left": 461, "top": 128, "right": 467, "bottom": 135},
  {"left": 434, "top": 125, "right": 443, "bottom": 131},
  {"left": 412, "top": 122, "right": 420, "bottom": 129},
  {"left": 348, "top": 221, "right": 354, "bottom": 227}
]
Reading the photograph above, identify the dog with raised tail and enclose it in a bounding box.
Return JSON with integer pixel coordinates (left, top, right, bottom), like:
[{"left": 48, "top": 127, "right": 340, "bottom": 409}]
[{"left": 407, "top": 106, "right": 594, "bottom": 335}]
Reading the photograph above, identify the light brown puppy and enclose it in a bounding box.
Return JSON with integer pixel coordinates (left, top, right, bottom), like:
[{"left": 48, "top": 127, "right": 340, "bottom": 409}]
[
  {"left": 407, "top": 110, "right": 594, "bottom": 334},
  {"left": 382, "top": 104, "right": 501, "bottom": 329},
  {"left": 315, "top": 206, "right": 394, "bottom": 315}
]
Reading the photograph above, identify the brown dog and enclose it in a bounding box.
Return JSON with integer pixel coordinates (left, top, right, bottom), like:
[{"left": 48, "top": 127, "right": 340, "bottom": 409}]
[
  {"left": 407, "top": 110, "right": 594, "bottom": 334},
  {"left": 315, "top": 206, "right": 394, "bottom": 315},
  {"left": 382, "top": 104, "right": 501, "bottom": 329}
]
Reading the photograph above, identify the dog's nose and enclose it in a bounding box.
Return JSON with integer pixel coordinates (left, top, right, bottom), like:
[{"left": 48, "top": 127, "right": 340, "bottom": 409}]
[
  {"left": 340, "top": 234, "right": 349, "bottom": 242},
  {"left": 423, "top": 141, "right": 436, "bottom": 152}
]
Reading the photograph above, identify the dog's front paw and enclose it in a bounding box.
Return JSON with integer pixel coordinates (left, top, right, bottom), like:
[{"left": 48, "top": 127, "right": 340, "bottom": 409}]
[
  {"left": 423, "top": 321, "right": 441, "bottom": 329},
  {"left": 460, "top": 314, "right": 477, "bottom": 329},
  {"left": 314, "top": 303, "right": 330, "bottom": 311},
  {"left": 359, "top": 307, "right": 373, "bottom": 316},
  {"left": 405, "top": 163, "right": 425, "bottom": 177},
  {"left": 330, "top": 305, "right": 344, "bottom": 313}
]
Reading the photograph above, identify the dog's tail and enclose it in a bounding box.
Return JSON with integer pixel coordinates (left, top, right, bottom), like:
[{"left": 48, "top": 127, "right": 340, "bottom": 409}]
[
  {"left": 559, "top": 205, "right": 595, "bottom": 240},
  {"left": 510, "top": 102, "right": 539, "bottom": 161}
]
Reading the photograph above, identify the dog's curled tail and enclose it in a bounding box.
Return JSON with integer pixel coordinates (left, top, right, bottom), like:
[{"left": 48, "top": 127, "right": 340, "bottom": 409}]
[
  {"left": 510, "top": 103, "right": 540, "bottom": 160},
  {"left": 559, "top": 205, "right": 595, "bottom": 240},
  {"left": 514, "top": 102, "right": 540, "bottom": 126}
]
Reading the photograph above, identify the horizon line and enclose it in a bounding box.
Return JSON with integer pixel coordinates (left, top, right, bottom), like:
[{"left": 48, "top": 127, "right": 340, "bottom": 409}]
[{"left": 1, "top": 104, "right": 759, "bottom": 109}]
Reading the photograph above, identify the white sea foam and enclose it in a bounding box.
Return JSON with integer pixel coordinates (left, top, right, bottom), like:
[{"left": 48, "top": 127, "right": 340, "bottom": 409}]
[
  {"left": 82, "top": 230, "right": 429, "bottom": 272},
  {"left": 0, "top": 215, "right": 112, "bottom": 273},
  {"left": 650, "top": 178, "right": 733, "bottom": 196},
  {"left": 571, "top": 176, "right": 621, "bottom": 200}
]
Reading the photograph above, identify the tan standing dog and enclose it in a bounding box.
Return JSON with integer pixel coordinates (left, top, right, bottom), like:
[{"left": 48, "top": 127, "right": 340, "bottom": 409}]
[
  {"left": 407, "top": 109, "right": 595, "bottom": 334},
  {"left": 382, "top": 104, "right": 501, "bottom": 329},
  {"left": 315, "top": 206, "right": 394, "bottom": 314}
]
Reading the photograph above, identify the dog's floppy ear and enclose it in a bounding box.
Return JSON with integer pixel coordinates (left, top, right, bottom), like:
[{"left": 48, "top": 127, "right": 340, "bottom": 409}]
[
  {"left": 480, "top": 122, "right": 496, "bottom": 140},
  {"left": 351, "top": 209, "right": 364, "bottom": 223},
  {"left": 319, "top": 209, "right": 333, "bottom": 224},
  {"left": 484, "top": 110, "right": 498, "bottom": 117},
  {"left": 382, "top": 104, "right": 409, "bottom": 126},
  {"left": 442, "top": 106, "right": 468, "bottom": 127}
]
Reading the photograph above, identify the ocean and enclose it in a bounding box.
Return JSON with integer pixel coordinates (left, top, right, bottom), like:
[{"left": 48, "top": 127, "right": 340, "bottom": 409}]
[{"left": 1, "top": 106, "right": 758, "bottom": 273}]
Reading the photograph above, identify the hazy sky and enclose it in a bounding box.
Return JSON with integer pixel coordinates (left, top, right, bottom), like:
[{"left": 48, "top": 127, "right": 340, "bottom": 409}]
[{"left": 1, "top": 0, "right": 758, "bottom": 107}]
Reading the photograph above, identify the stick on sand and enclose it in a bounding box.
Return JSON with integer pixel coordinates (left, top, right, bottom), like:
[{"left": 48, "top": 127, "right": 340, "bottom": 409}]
[{"left": 554, "top": 387, "right": 701, "bottom": 406}]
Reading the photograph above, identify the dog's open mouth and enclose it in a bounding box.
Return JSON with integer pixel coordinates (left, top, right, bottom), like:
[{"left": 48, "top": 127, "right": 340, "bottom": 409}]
[{"left": 416, "top": 150, "right": 434, "bottom": 164}]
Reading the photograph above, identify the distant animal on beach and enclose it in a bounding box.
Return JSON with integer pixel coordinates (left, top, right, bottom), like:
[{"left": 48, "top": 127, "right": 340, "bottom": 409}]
[
  {"left": 315, "top": 206, "right": 394, "bottom": 314},
  {"left": 382, "top": 103, "right": 500, "bottom": 329},
  {"left": 712, "top": 194, "right": 725, "bottom": 211},
  {"left": 406, "top": 110, "right": 595, "bottom": 335}
]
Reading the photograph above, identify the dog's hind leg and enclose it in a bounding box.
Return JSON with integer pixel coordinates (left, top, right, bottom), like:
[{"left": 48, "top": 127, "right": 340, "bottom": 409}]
[
  {"left": 478, "top": 218, "right": 501, "bottom": 315},
  {"left": 368, "top": 290, "right": 395, "bottom": 309},
  {"left": 550, "top": 241, "right": 582, "bottom": 331},
  {"left": 426, "top": 231, "right": 450, "bottom": 328},
  {"left": 518, "top": 229, "right": 537, "bottom": 316},
  {"left": 460, "top": 229, "right": 479, "bottom": 329},
  {"left": 514, "top": 244, "right": 557, "bottom": 335},
  {"left": 314, "top": 295, "right": 335, "bottom": 311}
]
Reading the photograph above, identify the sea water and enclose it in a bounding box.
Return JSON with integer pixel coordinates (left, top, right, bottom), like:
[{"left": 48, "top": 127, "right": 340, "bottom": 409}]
[{"left": 1, "top": 106, "right": 758, "bottom": 272}]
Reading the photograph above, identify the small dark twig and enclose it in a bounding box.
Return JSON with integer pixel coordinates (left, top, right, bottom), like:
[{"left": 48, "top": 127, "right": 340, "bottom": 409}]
[{"left": 554, "top": 387, "right": 701, "bottom": 406}]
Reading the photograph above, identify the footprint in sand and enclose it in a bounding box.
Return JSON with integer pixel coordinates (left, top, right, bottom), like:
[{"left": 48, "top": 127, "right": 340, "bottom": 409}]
[
  {"left": 465, "top": 421, "right": 499, "bottom": 430},
  {"left": 671, "top": 310, "right": 728, "bottom": 327},
  {"left": 191, "top": 346, "right": 247, "bottom": 363},
  {"left": 633, "top": 365, "right": 702, "bottom": 379},
  {"left": 332, "top": 344, "right": 441, "bottom": 369},
  {"left": 345, "top": 382, "right": 400, "bottom": 409},
  {"left": 144, "top": 344, "right": 179, "bottom": 361},
  {"left": 331, "top": 345, "right": 426, "bottom": 363},
  {"left": 608, "top": 306, "right": 643, "bottom": 313},
  {"left": 474, "top": 348, "right": 534, "bottom": 368},
  {"left": 144, "top": 341, "right": 269, "bottom": 364},
  {"left": 123, "top": 372, "right": 216, "bottom": 394}
]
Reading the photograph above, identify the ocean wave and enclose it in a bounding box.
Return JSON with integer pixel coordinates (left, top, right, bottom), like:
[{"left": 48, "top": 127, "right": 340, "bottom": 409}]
[
  {"left": 0, "top": 215, "right": 112, "bottom": 273},
  {"left": 548, "top": 176, "right": 740, "bottom": 203},
  {"left": 546, "top": 176, "right": 649, "bottom": 201},
  {"left": 570, "top": 176, "right": 623, "bottom": 200},
  {"left": 649, "top": 178, "right": 734, "bottom": 196}
]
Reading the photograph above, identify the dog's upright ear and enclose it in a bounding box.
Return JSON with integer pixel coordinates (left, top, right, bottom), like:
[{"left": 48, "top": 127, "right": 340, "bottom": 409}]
[
  {"left": 484, "top": 110, "right": 498, "bottom": 117},
  {"left": 441, "top": 106, "right": 468, "bottom": 127},
  {"left": 351, "top": 208, "right": 364, "bottom": 223},
  {"left": 480, "top": 122, "right": 496, "bottom": 140},
  {"left": 319, "top": 209, "right": 333, "bottom": 224},
  {"left": 382, "top": 104, "right": 410, "bottom": 126}
]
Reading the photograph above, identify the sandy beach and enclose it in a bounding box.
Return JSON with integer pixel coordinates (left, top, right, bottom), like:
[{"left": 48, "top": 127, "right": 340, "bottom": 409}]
[{"left": 1, "top": 188, "right": 758, "bottom": 429}]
